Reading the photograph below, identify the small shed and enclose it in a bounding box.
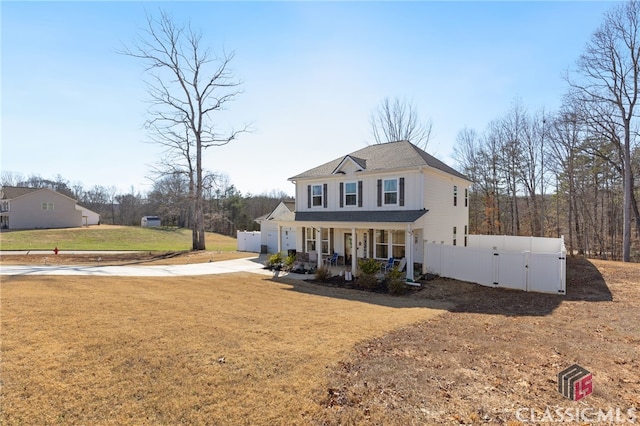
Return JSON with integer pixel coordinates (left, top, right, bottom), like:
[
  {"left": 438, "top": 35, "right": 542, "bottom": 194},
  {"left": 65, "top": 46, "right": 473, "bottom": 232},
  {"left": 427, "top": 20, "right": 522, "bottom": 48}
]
[{"left": 141, "top": 216, "right": 161, "bottom": 227}]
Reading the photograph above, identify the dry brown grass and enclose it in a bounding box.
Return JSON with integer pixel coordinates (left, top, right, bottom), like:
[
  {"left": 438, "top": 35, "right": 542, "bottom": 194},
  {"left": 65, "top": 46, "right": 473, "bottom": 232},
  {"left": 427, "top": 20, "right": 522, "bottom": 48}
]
[
  {"left": 315, "top": 257, "right": 640, "bottom": 425},
  {"left": 0, "top": 272, "right": 446, "bottom": 425}
]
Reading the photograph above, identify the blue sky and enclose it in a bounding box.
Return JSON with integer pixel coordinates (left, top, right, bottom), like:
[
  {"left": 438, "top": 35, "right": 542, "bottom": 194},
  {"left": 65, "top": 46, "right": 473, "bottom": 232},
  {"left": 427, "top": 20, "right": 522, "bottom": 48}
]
[{"left": 2, "top": 1, "right": 617, "bottom": 197}]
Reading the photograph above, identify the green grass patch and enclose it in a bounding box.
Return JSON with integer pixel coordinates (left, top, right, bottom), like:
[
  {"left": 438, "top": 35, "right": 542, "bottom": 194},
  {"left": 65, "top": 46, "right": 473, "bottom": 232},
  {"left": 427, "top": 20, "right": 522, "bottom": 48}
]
[{"left": 0, "top": 226, "right": 238, "bottom": 251}]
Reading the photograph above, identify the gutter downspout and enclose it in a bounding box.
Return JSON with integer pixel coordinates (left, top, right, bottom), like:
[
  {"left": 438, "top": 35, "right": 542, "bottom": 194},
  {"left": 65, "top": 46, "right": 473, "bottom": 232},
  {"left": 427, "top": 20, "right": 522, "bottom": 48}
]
[{"left": 406, "top": 223, "right": 414, "bottom": 282}]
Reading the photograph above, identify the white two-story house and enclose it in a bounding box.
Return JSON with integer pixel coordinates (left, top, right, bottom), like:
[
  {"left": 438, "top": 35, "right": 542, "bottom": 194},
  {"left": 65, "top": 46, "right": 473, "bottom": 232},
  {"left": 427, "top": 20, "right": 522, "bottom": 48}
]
[{"left": 275, "top": 140, "right": 471, "bottom": 281}]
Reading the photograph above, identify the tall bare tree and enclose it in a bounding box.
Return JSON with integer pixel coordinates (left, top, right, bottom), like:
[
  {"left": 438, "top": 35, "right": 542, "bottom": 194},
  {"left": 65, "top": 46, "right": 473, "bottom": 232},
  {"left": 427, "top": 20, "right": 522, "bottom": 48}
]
[
  {"left": 370, "top": 97, "right": 433, "bottom": 149},
  {"left": 566, "top": 0, "right": 640, "bottom": 262},
  {"left": 121, "top": 11, "right": 247, "bottom": 250}
]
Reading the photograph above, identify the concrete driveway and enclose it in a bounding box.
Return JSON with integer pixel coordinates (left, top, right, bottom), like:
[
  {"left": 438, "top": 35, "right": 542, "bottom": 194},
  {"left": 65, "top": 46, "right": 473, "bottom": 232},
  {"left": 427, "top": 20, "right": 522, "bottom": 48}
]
[{"left": 0, "top": 256, "right": 275, "bottom": 277}]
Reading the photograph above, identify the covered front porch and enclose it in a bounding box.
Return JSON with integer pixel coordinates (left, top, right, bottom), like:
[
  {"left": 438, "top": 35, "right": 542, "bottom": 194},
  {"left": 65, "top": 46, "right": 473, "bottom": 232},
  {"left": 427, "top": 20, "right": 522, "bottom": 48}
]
[{"left": 276, "top": 219, "right": 425, "bottom": 282}]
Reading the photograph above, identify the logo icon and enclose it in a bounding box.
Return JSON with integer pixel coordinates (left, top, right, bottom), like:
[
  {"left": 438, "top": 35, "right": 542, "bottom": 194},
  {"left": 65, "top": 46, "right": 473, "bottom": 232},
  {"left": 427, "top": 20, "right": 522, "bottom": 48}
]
[{"left": 558, "top": 364, "right": 592, "bottom": 401}]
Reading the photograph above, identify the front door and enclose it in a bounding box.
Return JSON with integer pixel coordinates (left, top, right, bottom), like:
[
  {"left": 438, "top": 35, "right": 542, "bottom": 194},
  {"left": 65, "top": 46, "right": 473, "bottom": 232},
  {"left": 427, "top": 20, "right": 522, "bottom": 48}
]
[{"left": 344, "top": 233, "right": 353, "bottom": 264}]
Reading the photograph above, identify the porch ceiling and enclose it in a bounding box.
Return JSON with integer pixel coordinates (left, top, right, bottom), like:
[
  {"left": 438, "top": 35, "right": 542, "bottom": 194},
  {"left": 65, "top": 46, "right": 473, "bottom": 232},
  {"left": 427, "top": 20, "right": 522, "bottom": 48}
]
[{"left": 294, "top": 209, "right": 428, "bottom": 223}]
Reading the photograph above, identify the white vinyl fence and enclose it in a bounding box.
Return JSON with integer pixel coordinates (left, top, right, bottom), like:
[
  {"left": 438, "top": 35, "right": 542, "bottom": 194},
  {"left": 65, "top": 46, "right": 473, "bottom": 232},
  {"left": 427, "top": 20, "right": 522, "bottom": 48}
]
[
  {"left": 237, "top": 231, "right": 261, "bottom": 252},
  {"left": 425, "top": 235, "right": 566, "bottom": 294}
]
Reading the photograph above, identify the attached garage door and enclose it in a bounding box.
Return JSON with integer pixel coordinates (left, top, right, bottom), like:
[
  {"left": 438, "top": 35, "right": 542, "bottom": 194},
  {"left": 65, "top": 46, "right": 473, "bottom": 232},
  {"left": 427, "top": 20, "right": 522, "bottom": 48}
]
[{"left": 281, "top": 227, "right": 297, "bottom": 253}]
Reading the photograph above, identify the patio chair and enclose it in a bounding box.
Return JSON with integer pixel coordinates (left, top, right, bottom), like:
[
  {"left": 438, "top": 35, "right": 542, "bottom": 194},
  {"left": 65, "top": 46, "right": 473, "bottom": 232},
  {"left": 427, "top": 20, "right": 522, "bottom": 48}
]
[
  {"left": 380, "top": 257, "right": 395, "bottom": 273},
  {"left": 324, "top": 252, "right": 339, "bottom": 267}
]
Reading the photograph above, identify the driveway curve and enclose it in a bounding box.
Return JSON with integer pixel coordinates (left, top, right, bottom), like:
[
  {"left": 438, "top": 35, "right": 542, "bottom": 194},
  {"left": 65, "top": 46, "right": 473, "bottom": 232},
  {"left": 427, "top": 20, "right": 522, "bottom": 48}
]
[{"left": 0, "top": 256, "right": 275, "bottom": 277}]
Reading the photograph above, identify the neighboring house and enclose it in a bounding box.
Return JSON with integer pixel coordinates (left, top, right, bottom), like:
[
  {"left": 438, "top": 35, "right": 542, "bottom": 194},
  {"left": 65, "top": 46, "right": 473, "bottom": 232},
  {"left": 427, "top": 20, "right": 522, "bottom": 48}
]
[
  {"left": 0, "top": 186, "right": 100, "bottom": 229},
  {"left": 254, "top": 200, "right": 295, "bottom": 254},
  {"left": 274, "top": 140, "right": 472, "bottom": 281}
]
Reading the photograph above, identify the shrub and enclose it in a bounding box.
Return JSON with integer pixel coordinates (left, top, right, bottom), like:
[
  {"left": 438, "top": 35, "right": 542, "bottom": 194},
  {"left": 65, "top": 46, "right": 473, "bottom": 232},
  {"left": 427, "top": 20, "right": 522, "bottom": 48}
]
[
  {"left": 386, "top": 267, "right": 406, "bottom": 295},
  {"left": 267, "top": 253, "right": 283, "bottom": 269},
  {"left": 315, "top": 265, "right": 331, "bottom": 282},
  {"left": 357, "top": 272, "right": 379, "bottom": 290},
  {"left": 356, "top": 258, "right": 383, "bottom": 290},
  {"left": 358, "top": 258, "right": 381, "bottom": 275},
  {"left": 284, "top": 253, "right": 296, "bottom": 271}
]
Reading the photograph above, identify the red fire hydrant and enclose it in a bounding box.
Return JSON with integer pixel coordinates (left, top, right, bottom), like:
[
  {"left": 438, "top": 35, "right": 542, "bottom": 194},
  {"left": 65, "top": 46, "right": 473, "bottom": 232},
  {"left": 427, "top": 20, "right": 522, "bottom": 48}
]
[{"left": 54, "top": 247, "right": 59, "bottom": 255}]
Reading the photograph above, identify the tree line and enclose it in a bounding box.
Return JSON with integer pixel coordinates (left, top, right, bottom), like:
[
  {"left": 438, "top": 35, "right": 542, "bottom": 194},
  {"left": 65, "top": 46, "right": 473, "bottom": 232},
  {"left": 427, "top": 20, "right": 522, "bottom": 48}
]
[
  {"left": 453, "top": 1, "right": 639, "bottom": 262},
  {"left": 0, "top": 171, "right": 291, "bottom": 237}
]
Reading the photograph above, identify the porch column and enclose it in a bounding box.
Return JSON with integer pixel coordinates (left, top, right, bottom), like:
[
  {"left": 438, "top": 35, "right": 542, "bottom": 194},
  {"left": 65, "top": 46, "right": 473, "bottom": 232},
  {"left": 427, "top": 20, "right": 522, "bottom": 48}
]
[
  {"left": 351, "top": 227, "right": 357, "bottom": 275},
  {"left": 406, "top": 224, "right": 414, "bottom": 282},
  {"left": 277, "top": 224, "right": 282, "bottom": 254},
  {"left": 317, "top": 227, "right": 322, "bottom": 269}
]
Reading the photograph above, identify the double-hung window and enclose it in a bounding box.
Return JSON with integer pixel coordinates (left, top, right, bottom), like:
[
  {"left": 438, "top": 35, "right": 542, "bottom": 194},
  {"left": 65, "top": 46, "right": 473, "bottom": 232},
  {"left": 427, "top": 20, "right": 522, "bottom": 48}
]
[
  {"left": 42, "top": 202, "right": 54, "bottom": 211},
  {"left": 345, "top": 182, "right": 357, "bottom": 206},
  {"left": 384, "top": 179, "right": 398, "bottom": 205},
  {"left": 312, "top": 184, "right": 323, "bottom": 207},
  {"left": 453, "top": 185, "right": 458, "bottom": 206}
]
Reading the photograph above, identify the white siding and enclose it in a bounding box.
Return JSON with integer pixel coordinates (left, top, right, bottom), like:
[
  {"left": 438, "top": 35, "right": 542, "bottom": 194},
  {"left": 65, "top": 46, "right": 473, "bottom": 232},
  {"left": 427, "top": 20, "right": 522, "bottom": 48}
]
[
  {"left": 422, "top": 169, "right": 470, "bottom": 246},
  {"left": 295, "top": 169, "right": 425, "bottom": 212},
  {"left": 10, "top": 189, "right": 81, "bottom": 229}
]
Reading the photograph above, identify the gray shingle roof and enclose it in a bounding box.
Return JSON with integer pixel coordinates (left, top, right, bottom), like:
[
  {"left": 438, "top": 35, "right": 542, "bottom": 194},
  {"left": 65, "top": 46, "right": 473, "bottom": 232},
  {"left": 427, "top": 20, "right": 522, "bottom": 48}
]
[
  {"left": 295, "top": 210, "right": 428, "bottom": 223},
  {"left": 1, "top": 186, "right": 40, "bottom": 199},
  {"left": 288, "top": 140, "right": 470, "bottom": 181}
]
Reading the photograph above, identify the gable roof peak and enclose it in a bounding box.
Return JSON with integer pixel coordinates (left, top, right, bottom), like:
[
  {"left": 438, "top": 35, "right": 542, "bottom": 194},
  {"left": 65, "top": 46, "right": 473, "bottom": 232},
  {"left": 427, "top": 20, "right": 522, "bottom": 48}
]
[{"left": 289, "top": 139, "right": 470, "bottom": 182}]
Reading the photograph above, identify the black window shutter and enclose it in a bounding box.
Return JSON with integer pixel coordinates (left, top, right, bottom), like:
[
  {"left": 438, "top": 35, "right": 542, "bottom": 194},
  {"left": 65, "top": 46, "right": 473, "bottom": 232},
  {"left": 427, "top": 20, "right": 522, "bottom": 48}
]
[
  {"left": 307, "top": 185, "right": 311, "bottom": 208},
  {"left": 399, "top": 177, "right": 405, "bottom": 206},
  {"left": 339, "top": 182, "right": 344, "bottom": 208},
  {"left": 358, "top": 181, "right": 363, "bottom": 207},
  {"left": 323, "top": 183, "right": 328, "bottom": 208},
  {"left": 377, "top": 179, "right": 382, "bottom": 207}
]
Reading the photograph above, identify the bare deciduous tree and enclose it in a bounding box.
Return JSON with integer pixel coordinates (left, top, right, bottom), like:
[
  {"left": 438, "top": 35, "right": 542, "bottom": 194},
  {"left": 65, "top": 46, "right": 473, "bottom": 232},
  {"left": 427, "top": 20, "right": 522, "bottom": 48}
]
[
  {"left": 370, "top": 97, "right": 433, "bottom": 150},
  {"left": 566, "top": 0, "right": 640, "bottom": 261},
  {"left": 121, "top": 11, "right": 248, "bottom": 250}
]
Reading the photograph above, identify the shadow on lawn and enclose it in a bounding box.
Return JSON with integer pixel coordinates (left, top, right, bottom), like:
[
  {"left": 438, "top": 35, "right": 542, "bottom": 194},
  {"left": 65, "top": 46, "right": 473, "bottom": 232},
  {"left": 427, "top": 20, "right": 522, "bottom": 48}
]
[{"left": 270, "top": 257, "right": 613, "bottom": 317}]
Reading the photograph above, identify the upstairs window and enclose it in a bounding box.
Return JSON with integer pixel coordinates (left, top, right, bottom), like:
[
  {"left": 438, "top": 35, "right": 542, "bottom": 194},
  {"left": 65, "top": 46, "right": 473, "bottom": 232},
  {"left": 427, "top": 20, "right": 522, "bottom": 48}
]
[
  {"left": 345, "top": 182, "right": 357, "bottom": 206},
  {"left": 453, "top": 226, "right": 457, "bottom": 246},
  {"left": 384, "top": 179, "right": 398, "bottom": 205},
  {"left": 312, "top": 185, "right": 323, "bottom": 207},
  {"left": 453, "top": 185, "right": 458, "bottom": 206},
  {"left": 465, "top": 188, "right": 468, "bottom": 207},
  {"left": 42, "top": 202, "right": 54, "bottom": 211}
]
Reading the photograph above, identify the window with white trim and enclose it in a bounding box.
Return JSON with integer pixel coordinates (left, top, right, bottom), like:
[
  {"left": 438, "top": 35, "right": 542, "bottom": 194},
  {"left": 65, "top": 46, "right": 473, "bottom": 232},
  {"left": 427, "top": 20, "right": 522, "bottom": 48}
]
[
  {"left": 375, "top": 230, "right": 389, "bottom": 259},
  {"left": 453, "top": 226, "right": 457, "bottom": 246},
  {"left": 305, "top": 227, "right": 316, "bottom": 252},
  {"left": 345, "top": 182, "right": 357, "bottom": 206},
  {"left": 312, "top": 185, "right": 323, "bottom": 207},
  {"left": 391, "top": 230, "right": 405, "bottom": 259},
  {"left": 384, "top": 179, "right": 398, "bottom": 205},
  {"left": 465, "top": 188, "right": 468, "bottom": 207},
  {"left": 320, "top": 228, "right": 330, "bottom": 256},
  {"left": 42, "top": 202, "right": 54, "bottom": 211},
  {"left": 453, "top": 185, "right": 458, "bottom": 206}
]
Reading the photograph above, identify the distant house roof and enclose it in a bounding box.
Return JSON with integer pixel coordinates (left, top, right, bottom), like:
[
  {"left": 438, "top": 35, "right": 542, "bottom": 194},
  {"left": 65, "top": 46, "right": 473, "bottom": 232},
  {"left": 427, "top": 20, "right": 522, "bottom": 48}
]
[
  {"left": 1, "top": 186, "right": 77, "bottom": 202},
  {"left": 255, "top": 200, "right": 296, "bottom": 223},
  {"left": 1, "top": 186, "right": 40, "bottom": 199},
  {"left": 295, "top": 210, "right": 428, "bottom": 223},
  {"left": 0, "top": 186, "right": 77, "bottom": 203},
  {"left": 288, "top": 140, "right": 470, "bottom": 182}
]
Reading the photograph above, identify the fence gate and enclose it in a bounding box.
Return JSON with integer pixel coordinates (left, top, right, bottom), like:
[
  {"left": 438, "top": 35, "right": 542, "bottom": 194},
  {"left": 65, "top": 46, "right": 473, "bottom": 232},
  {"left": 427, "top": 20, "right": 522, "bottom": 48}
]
[
  {"left": 237, "top": 231, "right": 261, "bottom": 252},
  {"left": 424, "top": 238, "right": 566, "bottom": 295}
]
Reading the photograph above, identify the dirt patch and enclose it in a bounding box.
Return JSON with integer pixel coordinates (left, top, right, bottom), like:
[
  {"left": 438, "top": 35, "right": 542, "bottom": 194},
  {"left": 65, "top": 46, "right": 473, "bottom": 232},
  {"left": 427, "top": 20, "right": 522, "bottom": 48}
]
[
  {"left": 315, "top": 257, "right": 640, "bottom": 425},
  {"left": 0, "top": 250, "right": 254, "bottom": 266}
]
